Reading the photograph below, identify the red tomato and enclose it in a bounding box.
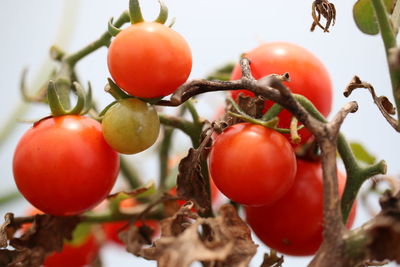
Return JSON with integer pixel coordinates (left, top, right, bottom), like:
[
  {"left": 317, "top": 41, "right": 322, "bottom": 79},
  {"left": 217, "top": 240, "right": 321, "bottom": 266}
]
[
  {"left": 108, "top": 22, "right": 192, "bottom": 98},
  {"left": 13, "top": 115, "right": 120, "bottom": 216},
  {"left": 44, "top": 234, "right": 99, "bottom": 267},
  {"left": 209, "top": 123, "right": 297, "bottom": 206},
  {"left": 245, "top": 160, "right": 357, "bottom": 256},
  {"left": 102, "top": 199, "right": 160, "bottom": 245},
  {"left": 231, "top": 42, "right": 332, "bottom": 144}
]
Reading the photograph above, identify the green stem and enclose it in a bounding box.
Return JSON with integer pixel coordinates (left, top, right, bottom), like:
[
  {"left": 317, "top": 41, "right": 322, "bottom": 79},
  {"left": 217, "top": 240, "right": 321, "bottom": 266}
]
[
  {"left": 64, "top": 11, "right": 130, "bottom": 67},
  {"left": 185, "top": 100, "right": 201, "bottom": 126},
  {"left": 0, "top": 191, "right": 21, "bottom": 206},
  {"left": 159, "top": 127, "right": 174, "bottom": 190},
  {"left": 294, "top": 94, "right": 386, "bottom": 222},
  {"left": 82, "top": 209, "right": 163, "bottom": 223},
  {"left": 120, "top": 156, "right": 143, "bottom": 189},
  {"left": 262, "top": 103, "right": 283, "bottom": 121},
  {"left": 371, "top": 0, "right": 400, "bottom": 126},
  {"left": 159, "top": 114, "right": 201, "bottom": 147}
]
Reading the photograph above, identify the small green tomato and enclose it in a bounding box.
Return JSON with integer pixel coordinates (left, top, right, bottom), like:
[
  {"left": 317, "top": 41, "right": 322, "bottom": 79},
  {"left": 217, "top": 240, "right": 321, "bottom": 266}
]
[{"left": 102, "top": 98, "right": 160, "bottom": 154}]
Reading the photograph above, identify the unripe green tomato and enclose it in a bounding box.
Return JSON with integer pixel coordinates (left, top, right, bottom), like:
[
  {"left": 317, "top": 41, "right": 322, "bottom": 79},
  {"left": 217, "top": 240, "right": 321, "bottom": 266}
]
[{"left": 102, "top": 98, "right": 160, "bottom": 154}]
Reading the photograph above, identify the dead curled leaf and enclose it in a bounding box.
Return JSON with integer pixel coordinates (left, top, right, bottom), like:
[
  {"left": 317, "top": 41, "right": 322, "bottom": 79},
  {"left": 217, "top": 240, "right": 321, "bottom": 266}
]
[
  {"left": 311, "top": 0, "right": 336, "bottom": 32},
  {"left": 176, "top": 125, "right": 216, "bottom": 215},
  {"left": 0, "top": 213, "right": 80, "bottom": 267},
  {"left": 123, "top": 204, "right": 258, "bottom": 267},
  {"left": 344, "top": 76, "right": 398, "bottom": 131}
]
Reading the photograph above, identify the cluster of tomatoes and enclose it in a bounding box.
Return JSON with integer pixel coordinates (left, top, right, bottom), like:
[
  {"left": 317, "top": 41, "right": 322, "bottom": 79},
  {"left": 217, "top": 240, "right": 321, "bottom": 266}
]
[
  {"left": 11, "top": 7, "right": 357, "bottom": 263},
  {"left": 12, "top": 19, "right": 192, "bottom": 216},
  {"left": 209, "top": 43, "right": 356, "bottom": 256}
]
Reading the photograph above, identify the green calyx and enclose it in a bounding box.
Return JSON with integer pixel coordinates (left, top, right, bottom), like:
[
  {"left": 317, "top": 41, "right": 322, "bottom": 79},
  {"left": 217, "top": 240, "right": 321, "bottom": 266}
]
[
  {"left": 129, "top": 0, "right": 169, "bottom": 25},
  {"left": 105, "top": 78, "right": 163, "bottom": 104},
  {"left": 47, "top": 79, "right": 93, "bottom": 117}
]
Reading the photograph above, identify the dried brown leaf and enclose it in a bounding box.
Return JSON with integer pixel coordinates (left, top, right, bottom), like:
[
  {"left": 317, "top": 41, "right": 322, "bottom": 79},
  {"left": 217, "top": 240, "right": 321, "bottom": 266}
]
[
  {"left": 363, "top": 191, "right": 400, "bottom": 263},
  {"left": 225, "top": 94, "right": 265, "bottom": 127},
  {"left": 260, "top": 250, "right": 284, "bottom": 267},
  {"left": 0, "top": 213, "right": 16, "bottom": 248},
  {"left": 311, "top": 0, "right": 336, "bottom": 32},
  {"left": 367, "top": 216, "right": 400, "bottom": 263},
  {"left": 119, "top": 224, "right": 154, "bottom": 255},
  {"left": 176, "top": 147, "right": 210, "bottom": 214},
  {"left": 0, "top": 214, "right": 80, "bottom": 267},
  {"left": 129, "top": 204, "right": 257, "bottom": 267},
  {"left": 344, "top": 76, "right": 399, "bottom": 131}
]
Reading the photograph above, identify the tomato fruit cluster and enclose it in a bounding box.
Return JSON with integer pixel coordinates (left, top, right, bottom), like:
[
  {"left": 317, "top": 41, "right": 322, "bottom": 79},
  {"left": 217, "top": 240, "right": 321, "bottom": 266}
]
[
  {"left": 245, "top": 160, "right": 357, "bottom": 256},
  {"left": 102, "top": 98, "right": 160, "bottom": 154},
  {"left": 108, "top": 22, "right": 192, "bottom": 98},
  {"left": 209, "top": 123, "right": 297, "bottom": 206},
  {"left": 231, "top": 42, "right": 333, "bottom": 144},
  {"left": 13, "top": 115, "right": 120, "bottom": 216}
]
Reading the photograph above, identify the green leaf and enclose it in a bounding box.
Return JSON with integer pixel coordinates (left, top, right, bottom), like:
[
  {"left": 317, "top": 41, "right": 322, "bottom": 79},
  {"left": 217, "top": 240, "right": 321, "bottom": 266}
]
[
  {"left": 349, "top": 142, "right": 377, "bottom": 165},
  {"left": 353, "top": 0, "right": 394, "bottom": 35}
]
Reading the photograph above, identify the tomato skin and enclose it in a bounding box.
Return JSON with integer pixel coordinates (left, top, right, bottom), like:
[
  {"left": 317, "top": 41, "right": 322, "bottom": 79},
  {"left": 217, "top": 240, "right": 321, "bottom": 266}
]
[
  {"left": 245, "top": 160, "right": 357, "bottom": 256},
  {"left": 231, "top": 42, "right": 332, "bottom": 144},
  {"left": 209, "top": 123, "right": 297, "bottom": 206},
  {"left": 108, "top": 22, "right": 192, "bottom": 98},
  {"left": 44, "top": 234, "right": 99, "bottom": 267},
  {"left": 13, "top": 115, "right": 120, "bottom": 216},
  {"left": 102, "top": 98, "right": 160, "bottom": 154}
]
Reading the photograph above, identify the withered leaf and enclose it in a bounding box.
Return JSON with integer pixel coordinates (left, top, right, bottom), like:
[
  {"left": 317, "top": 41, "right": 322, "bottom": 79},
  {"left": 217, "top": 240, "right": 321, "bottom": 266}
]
[
  {"left": 176, "top": 147, "right": 210, "bottom": 214},
  {"left": 367, "top": 216, "right": 400, "bottom": 263},
  {"left": 129, "top": 204, "right": 257, "bottom": 267},
  {"left": 0, "top": 213, "right": 15, "bottom": 248},
  {"left": 365, "top": 191, "right": 400, "bottom": 263},
  {"left": 260, "top": 250, "right": 284, "bottom": 267},
  {"left": 344, "top": 76, "right": 398, "bottom": 131},
  {"left": 119, "top": 224, "right": 154, "bottom": 255},
  {"left": 378, "top": 96, "right": 396, "bottom": 115},
  {"left": 225, "top": 94, "right": 265, "bottom": 126},
  {"left": 0, "top": 214, "right": 80, "bottom": 267}
]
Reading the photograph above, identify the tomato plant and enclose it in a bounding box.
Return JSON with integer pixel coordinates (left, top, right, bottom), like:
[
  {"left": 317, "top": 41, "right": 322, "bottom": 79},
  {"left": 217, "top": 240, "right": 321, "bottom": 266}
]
[
  {"left": 245, "top": 159, "right": 357, "bottom": 256},
  {"left": 231, "top": 42, "right": 333, "bottom": 144},
  {"left": 208, "top": 123, "right": 297, "bottom": 206},
  {"left": 13, "top": 115, "right": 120, "bottom": 216},
  {"left": 107, "top": 22, "right": 192, "bottom": 98},
  {"left": 102, "top": 98, "right": 160, "bottom": 154}
]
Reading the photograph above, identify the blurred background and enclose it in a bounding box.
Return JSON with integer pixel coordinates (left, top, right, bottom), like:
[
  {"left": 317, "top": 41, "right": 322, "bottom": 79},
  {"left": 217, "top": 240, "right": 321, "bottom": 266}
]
[{"left": 1, "top": 0, "right": 399, "bottom": 266}]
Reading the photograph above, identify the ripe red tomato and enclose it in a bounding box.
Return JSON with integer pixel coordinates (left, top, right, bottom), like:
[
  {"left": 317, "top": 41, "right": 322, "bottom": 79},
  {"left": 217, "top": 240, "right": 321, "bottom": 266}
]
[
  {"left": 44, "top": 233, "right": 99, "bottom": 267},
  {"left": 245, "top": 160, "right": 357, "bottom": 256},
  {"left": 13, "top": 115, "right": 120, "bottom": 216},
  {"left": 108, "top": 22, "right": 192, "bottom": 98},
  {"left": 231, "top": 42, "right": 332, "bottom": 144},
  {"left": 102, "top": 199, "right": 160, "bottom": 245},
  {"left": 208, "top": 123, "right": 297, "bottom": 206}
]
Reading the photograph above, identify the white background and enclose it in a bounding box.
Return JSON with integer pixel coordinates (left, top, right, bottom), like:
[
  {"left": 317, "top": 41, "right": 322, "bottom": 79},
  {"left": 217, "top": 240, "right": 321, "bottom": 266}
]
[{"left": 0, "top": 0, "right": 399, "bottom": 266}]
